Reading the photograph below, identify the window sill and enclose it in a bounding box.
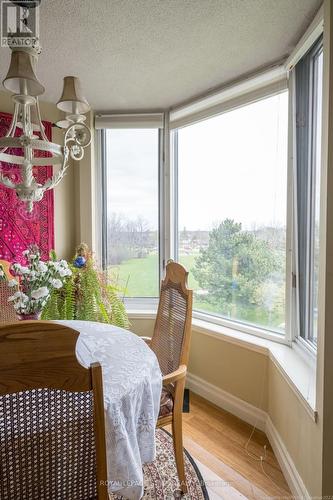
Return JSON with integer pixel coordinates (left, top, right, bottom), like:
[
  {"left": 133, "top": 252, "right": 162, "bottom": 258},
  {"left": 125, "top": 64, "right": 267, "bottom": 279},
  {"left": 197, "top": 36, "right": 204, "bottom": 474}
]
[
  {"left": 127, "top": 309, "right": 157, "bottom": 320},
  {"left": 127, "top": 310, "right": 317, "bottom": 421}
]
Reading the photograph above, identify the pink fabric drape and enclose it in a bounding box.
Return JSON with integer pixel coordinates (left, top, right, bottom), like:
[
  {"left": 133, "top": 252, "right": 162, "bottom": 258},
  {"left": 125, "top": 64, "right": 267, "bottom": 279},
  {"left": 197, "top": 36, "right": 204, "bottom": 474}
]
[{"left": 0, "top": 111, "right": 54, "bottom": 263}]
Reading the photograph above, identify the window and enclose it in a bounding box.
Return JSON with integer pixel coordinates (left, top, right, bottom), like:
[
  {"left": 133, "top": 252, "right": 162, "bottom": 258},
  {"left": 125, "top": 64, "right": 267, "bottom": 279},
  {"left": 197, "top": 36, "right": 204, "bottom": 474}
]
[
  {"left": 96, "top": 42, "right": 323, "bottom": 347},
  {"left": 173, "top": 92, "right": 288, "bottom": 333},
  {"left": 101, "top": 128, "right": 160, "bottom": 297},
  {"left": 295, "top": 36, "right": 323, "bottom": 345}
]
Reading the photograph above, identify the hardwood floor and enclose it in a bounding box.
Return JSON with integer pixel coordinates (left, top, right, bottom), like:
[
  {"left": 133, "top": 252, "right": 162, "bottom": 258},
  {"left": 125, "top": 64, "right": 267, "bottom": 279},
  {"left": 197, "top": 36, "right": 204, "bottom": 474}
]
[{"left": 171, "top": 393, "right": 292, "bottom": 499}]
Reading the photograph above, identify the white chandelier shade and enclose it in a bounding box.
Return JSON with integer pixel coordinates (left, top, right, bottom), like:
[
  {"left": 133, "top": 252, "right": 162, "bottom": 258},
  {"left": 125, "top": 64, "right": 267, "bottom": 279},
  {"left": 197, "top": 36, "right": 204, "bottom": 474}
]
[
  {"left": 0, "top": 37, "right": 91, "bottom": 213},
  {"left": 3, "top": 48, "right": 44, "bottom": 96},
  {"left": 57, "top": 76, "right": 90, "bottom": 114}
]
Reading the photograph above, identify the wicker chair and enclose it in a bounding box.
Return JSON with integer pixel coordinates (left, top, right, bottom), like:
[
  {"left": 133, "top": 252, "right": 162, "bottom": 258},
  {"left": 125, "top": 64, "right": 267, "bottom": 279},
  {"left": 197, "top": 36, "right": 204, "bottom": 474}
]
[
  {"left": 0, "top": 321, "right": 108, "bottom": 500},
  {"left": 0, "top": 259, "right": 12, "bottom": 279},
  {"left": 144, "top": 261, "right": 193, "bottom": 494},
  {"left": 0, "top": 259, "right": 17, "bottom": 324}
]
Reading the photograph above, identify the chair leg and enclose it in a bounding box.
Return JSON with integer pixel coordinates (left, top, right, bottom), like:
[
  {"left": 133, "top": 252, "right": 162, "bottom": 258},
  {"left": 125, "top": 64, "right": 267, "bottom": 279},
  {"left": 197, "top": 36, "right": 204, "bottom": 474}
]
[{"left": 172, "top": 412, "right": 187, "bottom": 494}]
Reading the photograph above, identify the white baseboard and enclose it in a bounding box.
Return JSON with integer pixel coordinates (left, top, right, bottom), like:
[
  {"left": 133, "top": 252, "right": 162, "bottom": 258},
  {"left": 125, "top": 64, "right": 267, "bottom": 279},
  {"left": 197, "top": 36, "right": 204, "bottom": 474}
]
[
  {"left": 265, "top": 416, "right": 310, "bottom": 500},
  {"left": 186, "top": 372, "right": 310, "bottom": 499},
  {"left": 186, "top": 372, "right": 267, "bottom": 431}
]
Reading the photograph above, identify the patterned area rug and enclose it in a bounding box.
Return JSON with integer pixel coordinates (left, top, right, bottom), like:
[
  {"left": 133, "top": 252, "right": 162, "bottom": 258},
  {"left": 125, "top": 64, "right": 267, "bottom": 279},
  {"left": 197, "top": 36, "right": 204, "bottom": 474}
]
[{"left": 112, "top": 428, "right": 209, "bottom": 499}]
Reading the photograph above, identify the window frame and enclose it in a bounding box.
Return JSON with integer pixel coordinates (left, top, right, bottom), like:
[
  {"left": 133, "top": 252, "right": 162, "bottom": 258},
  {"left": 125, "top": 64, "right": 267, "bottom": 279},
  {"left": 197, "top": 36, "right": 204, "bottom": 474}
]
[
  {"left": 99, "top": 124, "right": 164, "bottom": 300},
  {"left": 293, "top": 36, "right": 323, "bottom": 350},
  {"left": 96, "top": 37, "right": 323, "bottom": 350},
  {"left": 170, "top": 90, "right": 291, "bottom": 343}
]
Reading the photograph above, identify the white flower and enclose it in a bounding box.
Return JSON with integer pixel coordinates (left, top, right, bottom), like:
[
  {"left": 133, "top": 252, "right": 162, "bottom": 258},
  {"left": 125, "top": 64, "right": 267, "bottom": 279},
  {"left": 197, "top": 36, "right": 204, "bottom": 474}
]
[
  {"left": 22, "top": 250, "right": 30, "bottom": 256},
  {"left": 13, "top": 301, "right": 26, "bottom": 311},
  {"left": 8, "top": 291, "right": 28, "bottom": 302},
  {"left": 8, "top": 279, "right": 18, "bottom": 287},
  {"left": 50, "top": 278, "right": 63, "bottom": 289},
  {"left": 59, "top": 260, "right": 68, "bottom": 267},
  {"left": 37, "top": 262, "right": 47, "bottom": 273},
  {"left": 31, "top": 286, "right": 49, "bottom": 300},
  {"left": 12, "top": 263, "right": 23, "bottom": 274},
  {"left": 59, "top": 268, "right": 71, "bottom": 277},
  {"left": 20, "top": 266, "right": 30, "bottom": 274},
  {"left": 0, "top": 269, "right": 4, "bottom": 278}
]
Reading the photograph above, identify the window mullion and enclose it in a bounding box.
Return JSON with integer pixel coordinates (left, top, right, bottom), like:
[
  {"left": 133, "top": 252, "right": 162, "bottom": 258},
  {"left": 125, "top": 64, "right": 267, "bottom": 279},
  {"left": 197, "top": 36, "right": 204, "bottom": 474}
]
[
  {"left": 161, "top": 111, "right": 173, "bottom": 267},
  {"left": 286, "top": 72, "right": 296, "bottom": 345}
]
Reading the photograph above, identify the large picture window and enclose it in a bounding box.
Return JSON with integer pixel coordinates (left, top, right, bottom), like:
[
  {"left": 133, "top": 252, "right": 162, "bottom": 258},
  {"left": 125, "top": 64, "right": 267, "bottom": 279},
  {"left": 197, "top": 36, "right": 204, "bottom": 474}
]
[
  {"left": 174, "top": 92, "right": 288, "bottom": 333},
  {"left": 97, "top": 38, "right": 323, "bottom": 348},
  {"left": 102, "top": 128, "right": 160, "bottom": 297}
]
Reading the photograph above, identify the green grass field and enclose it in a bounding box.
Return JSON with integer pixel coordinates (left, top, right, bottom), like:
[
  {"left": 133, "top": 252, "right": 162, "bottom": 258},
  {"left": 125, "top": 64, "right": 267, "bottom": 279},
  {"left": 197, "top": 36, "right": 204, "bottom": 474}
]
[
  {"left": 111, "top": 254, "right": 159, "bottom": 296},
  {"left": 111, "top": 252, "right": 284, "bottom": 332},
  {"left": 111, "top": 253, "right": 200, "bottom": 297}
]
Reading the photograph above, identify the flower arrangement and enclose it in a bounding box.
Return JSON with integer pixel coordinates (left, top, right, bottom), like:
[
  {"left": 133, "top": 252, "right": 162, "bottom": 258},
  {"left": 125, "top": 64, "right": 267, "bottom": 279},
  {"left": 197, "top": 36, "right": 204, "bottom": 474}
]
[{"left": 2, "top": 245, "right": 72, "bottom": 318}]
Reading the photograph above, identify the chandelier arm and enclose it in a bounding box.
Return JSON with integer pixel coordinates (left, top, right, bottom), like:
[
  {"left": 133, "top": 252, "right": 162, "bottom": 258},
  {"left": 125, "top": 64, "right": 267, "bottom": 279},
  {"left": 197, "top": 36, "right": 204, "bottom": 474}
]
[
  {"left": 65, "top": 122, "right": 91, "bottom": 147},
  {"left": 0, "top": 172, "right": 16, "bottom": 189},
  {"left": 35, "top": 97, "right": 50, "bottom": 142},
  {"left": 64, "top": 122, "right": 91, "bottom": 161},
  {"left": 0, "top": 103, "right": 19, "bottom": 154},
  {"left": 5, "top": 102, "right": 19, "bottom": 138},
  {"left": 42, "top": 148, "right": 70, "bottom": 190}
]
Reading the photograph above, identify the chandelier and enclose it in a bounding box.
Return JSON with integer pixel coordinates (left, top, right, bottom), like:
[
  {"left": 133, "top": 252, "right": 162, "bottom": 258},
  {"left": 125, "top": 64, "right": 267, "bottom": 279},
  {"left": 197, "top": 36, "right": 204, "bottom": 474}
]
[{"left": 0, "top": 33, "right": 91, "bottom": 212}]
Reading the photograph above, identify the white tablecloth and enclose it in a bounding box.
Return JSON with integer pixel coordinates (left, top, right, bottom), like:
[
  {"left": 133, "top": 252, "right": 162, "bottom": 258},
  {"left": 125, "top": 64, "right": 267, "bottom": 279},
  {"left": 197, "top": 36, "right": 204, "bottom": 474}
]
[{"left": 56, "top": 320, "right": 162, "bottom": 500}]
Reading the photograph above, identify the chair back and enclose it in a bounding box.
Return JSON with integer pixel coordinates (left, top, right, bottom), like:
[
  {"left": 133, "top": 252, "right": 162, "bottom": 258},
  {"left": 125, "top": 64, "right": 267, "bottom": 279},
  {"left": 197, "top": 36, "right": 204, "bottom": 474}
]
[
  {"left": 0, "top": 259, "right": 12, "bottom": 279},
  {"left": 151, "top": 261, "right": 193, "bottom": 376},
  {"left": 0, "top": 321, "right": 108, "bottom": 500},
  {"left": 0, "top": 281, "right": 18, "bottom": 323},
  {"left": 0, "top": 260, "right": 17, "bottom": 323}
]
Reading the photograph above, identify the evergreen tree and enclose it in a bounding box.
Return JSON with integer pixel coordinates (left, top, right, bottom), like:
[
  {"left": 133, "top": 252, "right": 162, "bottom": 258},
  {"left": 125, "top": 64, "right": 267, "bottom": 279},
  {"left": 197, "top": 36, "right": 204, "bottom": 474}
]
[{"left": 193, "top": 219, "right": 277, "bottom": 312}]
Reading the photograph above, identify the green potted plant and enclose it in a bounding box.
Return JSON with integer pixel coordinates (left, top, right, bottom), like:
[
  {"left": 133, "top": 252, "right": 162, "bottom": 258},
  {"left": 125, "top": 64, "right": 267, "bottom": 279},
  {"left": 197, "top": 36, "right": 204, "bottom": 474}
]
[{"left": 41, "top": 243, "right": 130, "bottom": 329}]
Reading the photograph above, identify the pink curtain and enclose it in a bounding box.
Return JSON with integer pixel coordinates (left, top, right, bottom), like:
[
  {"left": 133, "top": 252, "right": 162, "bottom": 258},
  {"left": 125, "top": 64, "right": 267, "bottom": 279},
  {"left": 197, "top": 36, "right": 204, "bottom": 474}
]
[{"left": 0, "top": 111, "right": 54, "bottom": 263}]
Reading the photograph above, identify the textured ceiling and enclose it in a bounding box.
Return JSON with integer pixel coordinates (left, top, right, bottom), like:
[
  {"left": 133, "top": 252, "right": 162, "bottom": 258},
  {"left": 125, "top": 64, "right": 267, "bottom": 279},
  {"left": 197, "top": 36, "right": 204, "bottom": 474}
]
[{"left": 0, "top": 0, "right": 322, "bottom": 111}]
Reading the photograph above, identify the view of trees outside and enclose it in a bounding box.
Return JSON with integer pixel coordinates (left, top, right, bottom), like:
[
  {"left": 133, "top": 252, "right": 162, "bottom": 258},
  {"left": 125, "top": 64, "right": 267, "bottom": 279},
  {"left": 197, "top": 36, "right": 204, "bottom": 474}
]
[
  {"left": 178, "top": 220, "right": 285, "bottom": 330},
  {"left": 105, "top": 93, "right": 288, "bottom": 333},
  {"left": 177, "top": 92, "right": 288, "bottom": 332},
  {"left": 105, "top": 129, "right": 159, "bottom": 297}
]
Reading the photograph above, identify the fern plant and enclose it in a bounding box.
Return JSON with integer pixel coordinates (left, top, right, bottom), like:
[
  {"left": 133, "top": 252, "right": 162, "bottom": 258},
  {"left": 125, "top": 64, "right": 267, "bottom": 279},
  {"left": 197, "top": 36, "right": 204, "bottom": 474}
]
[{"left": 41, "top": 244, "right": 130, "bottom": 329}]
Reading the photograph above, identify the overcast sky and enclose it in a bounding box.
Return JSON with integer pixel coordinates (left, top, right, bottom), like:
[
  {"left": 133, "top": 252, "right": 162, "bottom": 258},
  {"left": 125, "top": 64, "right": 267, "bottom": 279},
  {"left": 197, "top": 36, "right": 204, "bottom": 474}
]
[
  {"left": 106, "top": 91, "right": 288, "bottom": 232},
  {"left": 106, "top": 128, "right": 159, "bottom": 229}
]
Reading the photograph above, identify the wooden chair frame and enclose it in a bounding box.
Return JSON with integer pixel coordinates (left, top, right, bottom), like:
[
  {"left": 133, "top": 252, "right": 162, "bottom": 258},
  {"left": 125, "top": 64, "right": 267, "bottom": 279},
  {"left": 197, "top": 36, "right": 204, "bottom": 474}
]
[
  {"left": 144, "top": 261, "right": 193, "bottom": 494},
  {"left": 0, "top": 259, "right": 12, "bottom": 279},
  {"left": 0, "top": 259, "right": 19, "bottom": 324},
  {"left": 0, "top": 321, "right": 108, "bottom": 500}
]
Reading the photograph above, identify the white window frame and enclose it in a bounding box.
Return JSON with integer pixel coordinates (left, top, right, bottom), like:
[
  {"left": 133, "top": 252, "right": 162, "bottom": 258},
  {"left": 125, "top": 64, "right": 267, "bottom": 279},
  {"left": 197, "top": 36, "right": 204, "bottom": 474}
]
[
  {"left": 95, "top": 7, "right": 323, "bottom": 350},
  {"left": 170, "top": 84, "right": 291, "bottom": 345},
  {"left": 96, "top": 115, "right": 165, "bottom": 304},
  {"left": 291, "top": 37, "right": 323, "bottom": 355},
  {"left": 287, "top": 7, "right": 324, "bottom": 356},
  {"left": 96, "top": 78, "right": 292, "bottom": 344}
]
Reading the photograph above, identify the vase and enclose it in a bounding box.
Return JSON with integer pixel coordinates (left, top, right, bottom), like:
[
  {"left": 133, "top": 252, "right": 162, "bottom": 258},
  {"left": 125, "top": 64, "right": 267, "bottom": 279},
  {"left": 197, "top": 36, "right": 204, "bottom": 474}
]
[{"left": 16, "top": 311, "right": 41, "bottom": 321}]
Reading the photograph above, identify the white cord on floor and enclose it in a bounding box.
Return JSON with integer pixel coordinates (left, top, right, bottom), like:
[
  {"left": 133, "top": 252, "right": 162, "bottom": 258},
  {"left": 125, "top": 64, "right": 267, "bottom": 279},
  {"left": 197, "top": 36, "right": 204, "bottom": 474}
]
[{"left": 243, "top": 362, "right": 283, "bottom": 492}]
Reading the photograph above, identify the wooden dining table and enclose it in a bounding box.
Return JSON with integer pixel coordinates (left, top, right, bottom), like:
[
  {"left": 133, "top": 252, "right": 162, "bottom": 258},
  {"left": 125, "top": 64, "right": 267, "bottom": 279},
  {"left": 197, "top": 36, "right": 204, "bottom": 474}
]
[{"left": 56, "top": 320, "right": 162, "bottom": 500}]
